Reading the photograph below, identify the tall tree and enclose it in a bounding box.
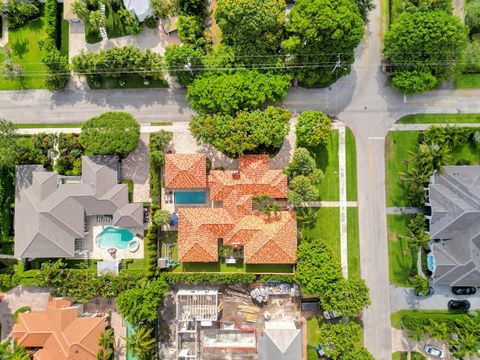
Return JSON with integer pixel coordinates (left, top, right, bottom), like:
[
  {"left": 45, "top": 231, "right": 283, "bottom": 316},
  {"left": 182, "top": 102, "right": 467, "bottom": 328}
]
[
  {"left": 321, "top": 278, "right": 371, "bottom": 316},
  {"left": 0, "top": 119, "right": 18, "bottom": 168},
  {"left": 125, "top": 327, "right": 155, "bottom": 360},
  {"left": 384, "top": 10, "right": 467, "bottom": 94},
  {"left": 296, "top": 111, "right": 332, "bottom": 148},
  {"left": 283, "top": 0, "right": 364, "bottom": 87},
  {"left": 215, "top": 0, "right": 286, "bottom": 56}
]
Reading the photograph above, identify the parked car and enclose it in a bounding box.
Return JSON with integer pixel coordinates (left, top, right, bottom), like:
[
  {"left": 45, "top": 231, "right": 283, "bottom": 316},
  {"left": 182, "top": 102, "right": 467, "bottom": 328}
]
[
  {"left": 424, "top": 344, "right": 445, "bottom": 358},
  {"left": 448, "top": 299, "right": 471, "bottom": 310},
  {"left": 415, "top": 287, "right": 434, "bottom": 297},
  {"left": 452, "top": 286, "right": 476, "bottom": 296}
]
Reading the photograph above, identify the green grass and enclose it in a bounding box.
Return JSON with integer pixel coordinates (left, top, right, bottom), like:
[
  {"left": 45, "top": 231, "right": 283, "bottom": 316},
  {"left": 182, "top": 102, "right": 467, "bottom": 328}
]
[
  {"left": 151, "top": 122, "right": 173, "bottom": 126},
  {"left": 392, "top": 352, "right": 406, "bottom": 360},
  {"left": 121, "top": 179, "right": 134, "bottom": 202},
  {"left": 387, "top": 214, "right": 412, "bottom": 287},
  {"left": 398, "top": 113, "right": 480, "bottom": 124},
  {"left": 347, "top": 208, "right": 360, "bottom": 279},
  {"left": 309, "top": 130, "right": 339, "bottom": 201},
  {"left": 307, "top": 317, "right": 323, "bottom": 346},
  {"left": 15, "top": 123, "right": 81, "bottom": 128},
  {"left": 345, "top": 128, "right": 357, "bottom": 201},
  {"left": 64, "top": 259, "right": 99, "bottom": 270},
  {"left": 298, "top": 207, "right": 340, "bottom": 261},
  {"left": 60, "top": 18, "right": 69, "bottom": 58},
  {"left": 385, "top": 131, "right": 422, "bottom": 207},
  {"left": 386, "top": 129, "right": 480, "bottom": 206},
  {"left": 0, "top": 17, "right": 49, "bottom": 89},
  {"left": 455, "top": 73, "right": 480, "bottom": 89},
  {"left": 390, "top": 0, "right": 405, "bottom": 25},
  {"left": 124, "top": 258, "right": 146, "bottom": 269}
]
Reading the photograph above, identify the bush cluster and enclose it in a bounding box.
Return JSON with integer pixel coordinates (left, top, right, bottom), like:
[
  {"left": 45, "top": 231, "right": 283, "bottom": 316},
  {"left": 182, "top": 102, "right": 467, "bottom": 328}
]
[
  {"left": 7, "top": 0, "right": 41, "bottom": 29},
  {"left": 149, "top": 131, "right": 172, "bottom": 203},
  {"left": 162, "top": 272, "right": 256, "bottom": 284},
  {"left": 144, "top": 222, "right": 158, "bottom": 278},
  {"left": 54, "top": 133, "right": 83, "bottom": 176}
]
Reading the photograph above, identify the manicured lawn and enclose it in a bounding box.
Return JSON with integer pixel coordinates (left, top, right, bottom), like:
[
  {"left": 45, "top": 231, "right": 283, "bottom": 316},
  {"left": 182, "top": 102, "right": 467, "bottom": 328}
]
[
  {"left": 455, "top": 73, "right": 480, "bottom": 89},
  {"left": 309, "top": 130, "right": 339, "bottom": 201},
  {"left": 390, "top": 310, "right": 480, "bottom": 329},
  {"left": 347, "top": 208, "right": 360, "bottom": 279},
  {"left": 398, "top": 113, "right": 480, "bottom": 124},
  {"left": 387, "top": 214, "right": 412, "bottom": 287},
  {"left": 60, "top": 19, "right": 69, "bottom": 58},
  {"left": 307, "top": 317, "right": 322, "bottom": 345},
  {"left": 450, "top": 141, "right": 480, "bottom": 164},
  {"left": 392, "top": 352, "right": 406, "bottom": 360},
  {"left": 15, "top": 123, "right": 81, "bottom": 128},
  {"left": 345, "top": 128, "right": 357, "bottom": 201},
  {"left": 298, "top": 207, "right": 340, "bottom": 261},
  {"left": 385, "top": 131, "right": 419, "bottom": 207},
  {"left": 0, "top": 17, "right": 48, "bottom": 89}
]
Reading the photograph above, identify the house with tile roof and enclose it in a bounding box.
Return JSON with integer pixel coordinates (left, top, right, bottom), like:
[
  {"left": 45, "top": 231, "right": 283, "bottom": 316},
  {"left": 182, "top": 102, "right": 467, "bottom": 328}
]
[
  {"left": 427, "top": 166, "right": 480, "bottom": 286},
  {"left": 13, "top": 297, "right": 106, "bottom": 360},
  {"left": 14, "top": 156, "right": 144, "bottom": 259},
  {"left": 165, "top": 154, "right": 297, "bottom": 265}
]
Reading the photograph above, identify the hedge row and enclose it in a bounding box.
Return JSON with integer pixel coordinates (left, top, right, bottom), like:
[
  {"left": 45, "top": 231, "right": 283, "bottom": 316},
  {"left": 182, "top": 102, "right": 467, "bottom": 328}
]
[
  {"left": 44, "top": 0, "right": 58, "bottom": 46},
  {"left": 257, "top": 274, "right": 294, "bottom": 283},
  {"left": 162, "top": 272, "right": 256, "bottom": 284},
  {"left": 144, "top": 221, "right": 158, "bottom": 278}
]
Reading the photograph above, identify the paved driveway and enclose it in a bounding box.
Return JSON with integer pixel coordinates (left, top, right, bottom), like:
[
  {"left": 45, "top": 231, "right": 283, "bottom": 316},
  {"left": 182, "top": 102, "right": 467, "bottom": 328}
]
[
  {"left": 122, "top": 133, "right": 151, "bottom": 203},
  {"left": 0, "top": 286, "right": 51, "bottom": 341},
  {"left": 390, "top": 284, "right": 480, "bottom": 312}
]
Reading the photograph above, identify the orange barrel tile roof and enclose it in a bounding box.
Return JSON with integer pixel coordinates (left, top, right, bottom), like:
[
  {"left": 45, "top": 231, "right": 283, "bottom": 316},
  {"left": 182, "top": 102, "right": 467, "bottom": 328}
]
[{"left": 165, "top": 154, "right": 207, "bottom": 189}]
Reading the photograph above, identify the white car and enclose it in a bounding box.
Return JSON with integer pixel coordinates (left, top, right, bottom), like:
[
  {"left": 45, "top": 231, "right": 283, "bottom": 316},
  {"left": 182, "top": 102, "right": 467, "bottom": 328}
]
[{"left": 424, "top": 344, "right": 445, "bottom": 358}]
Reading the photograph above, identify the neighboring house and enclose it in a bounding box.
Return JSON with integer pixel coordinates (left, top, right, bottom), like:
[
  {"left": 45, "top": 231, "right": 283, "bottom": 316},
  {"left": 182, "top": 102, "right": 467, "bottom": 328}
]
[
  {"left": 165, "top": 154, "right": 297, "bottom": 265},
  {"left": 13, "top": 297, "right": 106, "bottom": 360},
  {"left": 15, "top": 156, "right": 144, "bottom": 259},
  {"left": 258, "top": 320, "right": 302, "bottom": 360},
  {"left": 122, "top": 0, "right": 153, "bottom": 22},
  {"left": 426, "top": 166, "right": 480, "bottom": 286},
  {"left": 63, "top": 0, "right": 80, "bottom": 23}
]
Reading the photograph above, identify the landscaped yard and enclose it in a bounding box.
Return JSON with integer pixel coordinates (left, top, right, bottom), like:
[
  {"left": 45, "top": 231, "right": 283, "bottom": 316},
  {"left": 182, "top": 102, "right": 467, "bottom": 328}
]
[
  {"left": 398, "top": 113, "right": 480, "bottom": 124},
  {"left": 298, "top": 207, "right": 340, "bottom": 261},
  {"left": 347, "top": 208, "right": 360, "bottom": 279},
  {"left": 346, "top": 128, "right": 357, "bottom": 201},
  {"left": 310, "top": 130, "right": 339, "bottom": 201},
  {"left": 307, "top": 317, "right": 322, "bottom": 346},
  {"left": 0, "top": 7, "right": 69, "bottom": 90},
  {"left": 386, "top": 128, "right": 480, "bottom": 207},
  {"left": 385, "top": 131, "right": 418, "bottom": 207},
  {"left": 455, "top": 73, "right": 480, "bottom": 89},
  {"left": 387, "top": 214, "right": 412, "bottom": 287}
]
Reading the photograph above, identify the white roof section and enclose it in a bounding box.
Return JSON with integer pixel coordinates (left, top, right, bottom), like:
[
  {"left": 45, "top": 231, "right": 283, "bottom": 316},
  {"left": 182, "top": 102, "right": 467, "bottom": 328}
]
[{"left": 122, "top": 0, "right": 153, "bottom": 22}]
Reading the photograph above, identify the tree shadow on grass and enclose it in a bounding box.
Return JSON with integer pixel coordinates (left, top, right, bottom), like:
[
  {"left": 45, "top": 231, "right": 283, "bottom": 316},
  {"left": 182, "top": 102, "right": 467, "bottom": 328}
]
[
  {"left": 308, "top": 144, "right": 329, "bottom": 173},
  {"left": 11, "top": 38, "right": 29, "bottom": 59}
]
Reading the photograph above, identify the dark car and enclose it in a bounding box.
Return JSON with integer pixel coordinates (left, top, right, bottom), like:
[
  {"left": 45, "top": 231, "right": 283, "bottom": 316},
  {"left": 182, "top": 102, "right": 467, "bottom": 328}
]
[
  {"left": 448, "top": 300, "right": 471, "bottom": 310},
  {"left": 452, "top": 287, "right": 477, "bottom": 296}
]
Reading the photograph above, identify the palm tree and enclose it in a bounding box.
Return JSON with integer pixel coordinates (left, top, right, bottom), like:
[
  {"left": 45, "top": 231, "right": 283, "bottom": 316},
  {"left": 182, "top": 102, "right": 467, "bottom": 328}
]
[
  {"left": 296, "top": 207, "right": 317, "bottom": 227},
  {"left": 125, "top": 327, "right": 155, "bottom": 360},
  {"left": 97, "top": 329, "right": 114, "bottom": 360}
]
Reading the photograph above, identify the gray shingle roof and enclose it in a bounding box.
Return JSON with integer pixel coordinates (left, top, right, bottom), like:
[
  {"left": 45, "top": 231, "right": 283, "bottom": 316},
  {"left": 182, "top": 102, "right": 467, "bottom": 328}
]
[
  {"left": 15, "top": 156, "right": 143, "bottom": 259},
  {"left": 258, "top": 328, "right": 302, "bottom": 360},
  {"left": 428, "top": 166, "right": 480, "bottom": 286}
]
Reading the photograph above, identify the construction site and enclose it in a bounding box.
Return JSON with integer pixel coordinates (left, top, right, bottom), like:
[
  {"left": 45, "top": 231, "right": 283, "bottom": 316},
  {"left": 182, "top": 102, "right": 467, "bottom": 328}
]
[{"left": 159, "top": 283, "right": 305, "bottom": 360}]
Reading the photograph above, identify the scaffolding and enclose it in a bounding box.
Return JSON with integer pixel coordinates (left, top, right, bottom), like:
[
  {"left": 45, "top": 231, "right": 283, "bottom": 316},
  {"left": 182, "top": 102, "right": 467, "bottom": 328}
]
[{"left": 176, "top": 290, "right": 219, "bottom": 360}]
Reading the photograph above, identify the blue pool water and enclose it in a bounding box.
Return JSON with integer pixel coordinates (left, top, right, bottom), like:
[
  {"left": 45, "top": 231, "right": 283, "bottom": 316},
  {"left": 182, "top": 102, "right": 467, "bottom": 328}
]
[
  {"left": 174, "top": 191, "right": 207, "bottom": 204},
  {"left": 96, "top": 226, "right": 134, "bottom": 249}
]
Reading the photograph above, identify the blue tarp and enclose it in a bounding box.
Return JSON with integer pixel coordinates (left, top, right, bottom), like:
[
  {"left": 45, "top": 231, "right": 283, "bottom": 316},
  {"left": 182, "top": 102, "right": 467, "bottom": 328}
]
[{"left": 170, "top": 213, "right": 179, "bottom": 226}]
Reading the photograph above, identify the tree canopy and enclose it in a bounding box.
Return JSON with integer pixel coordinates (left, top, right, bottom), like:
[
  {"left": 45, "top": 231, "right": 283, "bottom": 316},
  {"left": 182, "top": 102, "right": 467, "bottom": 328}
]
[
  {"left": 321, "top": 278, "right": 371, "bottom": 316},
  {"left": 0, "top": 119, "right": 18, "bottom": 168},
  {"left": 186, "top": 71, "right": 291, "bottom": 114},
  {"left": 283, "top": 0, "right": 364, "bottom": 87},
  {"left": 318, "top": 322, "right": 374, "bottom": 359},
  {"left": 384, "top": 10, "right": 467, "bottom": 94},
  {"left": 294, "top": 240, "right": 342, "bottom": 294},
  {"left": 215, "top": 0, "right": 286, "bottom": 56},
  {"left": 165, "top": 44, "right": 204, "bottom": 87},
  {"left": 116, "top": 277, "right": 169, "bottom": 326},
  {"left": 79, "top": 112, "right": 140, "bottom": 157},
  {"left": 189, "top": 106, "right": 291, "bottom": 157},
  {"left": 296, "top": 111, "right": 332, "bottom": 147}
]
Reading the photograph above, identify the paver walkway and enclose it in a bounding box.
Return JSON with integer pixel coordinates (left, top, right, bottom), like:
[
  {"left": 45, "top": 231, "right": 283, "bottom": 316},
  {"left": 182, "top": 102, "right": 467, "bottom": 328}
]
[
  {"left": 0, "top": 286, "right": 51, "bottom": 341},
  {"left": 386, "top": 207, "right": 423, "bottom": 214},
  {"left": 122, "top": 133, "right": 151, "bottom": 202},
  {"left": 338, "top": 125, "right": 348, "bottom": 278}
]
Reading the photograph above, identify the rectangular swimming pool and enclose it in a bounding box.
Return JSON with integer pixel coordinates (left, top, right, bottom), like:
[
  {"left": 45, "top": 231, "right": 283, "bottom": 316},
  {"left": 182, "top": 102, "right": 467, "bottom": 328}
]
[{"left": 174, "top": 191, "right": 207, "bottom": 204}]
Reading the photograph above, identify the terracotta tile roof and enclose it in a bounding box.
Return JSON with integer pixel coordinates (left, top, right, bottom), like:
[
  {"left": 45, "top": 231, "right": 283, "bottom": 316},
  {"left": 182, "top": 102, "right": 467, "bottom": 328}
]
[
  {"left": 13, "top": 297, "right": 105, "bottom": 360},
  {"left": 177, "top": 155, "right": 296, "bottom": 264},
  {"left": 165, "top": 154, "right": 207, "bottom": 189}
]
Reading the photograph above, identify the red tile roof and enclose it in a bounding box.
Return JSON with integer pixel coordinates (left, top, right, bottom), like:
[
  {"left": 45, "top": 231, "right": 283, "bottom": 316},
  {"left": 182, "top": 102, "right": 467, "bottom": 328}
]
[
  {"left": 13, "top": 298, "right": 105, "bottom": 360},
  {"left": 177, "top": 155, "right": 296, "bottom": 264},
  {"left": 165, "top": 154, "right": 207, "bottom": 189}
]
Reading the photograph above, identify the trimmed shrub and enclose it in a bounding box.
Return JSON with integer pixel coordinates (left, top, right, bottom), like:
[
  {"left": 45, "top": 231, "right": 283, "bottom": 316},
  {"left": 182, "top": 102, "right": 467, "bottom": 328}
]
[
  {"left": 144, "top": 223, "right": 158, "bottom": 278},
  {"left": 162, "top": 272, "right": 256, "bottom": 284},
  {"left": 7, "top": 0, "right": 40, "bottom": 29},
  {"left": 257, "top": 274, "right": 294, "bottom": 282}
]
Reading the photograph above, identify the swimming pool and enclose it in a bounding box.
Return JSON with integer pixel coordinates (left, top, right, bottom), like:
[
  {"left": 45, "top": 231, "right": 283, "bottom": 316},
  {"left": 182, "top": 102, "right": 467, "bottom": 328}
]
[
  {"left": 96, "top": 226, "right": 135, "bottom": 249},
  {"left": 174, "top": 191, "right": 207, "bottom": 204}
]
